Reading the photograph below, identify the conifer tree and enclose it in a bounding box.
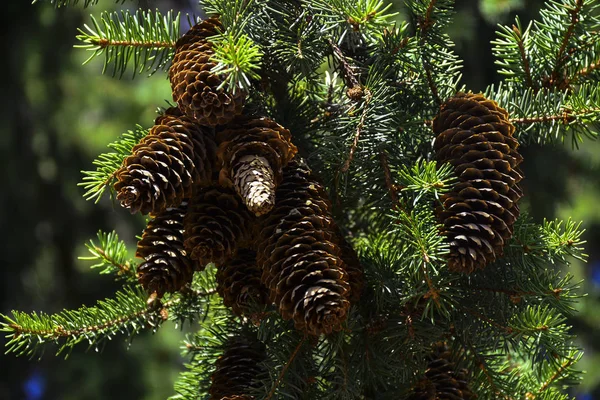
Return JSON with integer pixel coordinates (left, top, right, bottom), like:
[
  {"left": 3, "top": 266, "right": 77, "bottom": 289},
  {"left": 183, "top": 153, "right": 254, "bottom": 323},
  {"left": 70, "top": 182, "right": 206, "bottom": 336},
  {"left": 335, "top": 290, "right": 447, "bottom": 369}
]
[{"left": 2, "top": 0, "right": 598, "bottom": 398}]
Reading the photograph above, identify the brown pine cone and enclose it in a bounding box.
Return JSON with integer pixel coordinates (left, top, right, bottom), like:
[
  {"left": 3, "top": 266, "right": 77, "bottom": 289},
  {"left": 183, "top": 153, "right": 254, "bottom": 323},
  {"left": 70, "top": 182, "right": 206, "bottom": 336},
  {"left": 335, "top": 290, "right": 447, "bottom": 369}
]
[
  {"left": 183, "top": 186, "right": 254, "bottom": 268},
  {"left": 136, "top": 201, "right": 195, "bottom": 297},
  {"left": 209, "top": 336, "right": 266, "bottom": 400},
  {"left": 433, "top": 92, "right": 523, "bottom": 273},
  {"left": 257, "top": 160, "right": 351, "bottom": 336},
  {"left": 216, "top": 116, "right": 298, "bottom": 216},
  {"left": 115, "top": 107, "right": 216, "bottom": 215},
  {"left": 216, "top": 249, "right": 270, "bottom": 316},
  {"left": 408, "top": 342, "right": 476, "bottom": 400},
  {"left": 169, "top": 17, "right": 245, "bottom": 126}
]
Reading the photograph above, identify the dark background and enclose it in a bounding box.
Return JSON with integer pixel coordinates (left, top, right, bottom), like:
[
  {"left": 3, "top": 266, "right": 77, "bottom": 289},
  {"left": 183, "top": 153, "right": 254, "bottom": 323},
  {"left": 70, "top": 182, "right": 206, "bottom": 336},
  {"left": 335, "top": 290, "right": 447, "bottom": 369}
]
[{"left": 1, "top": 1, "right": 599, "bottom": 399}]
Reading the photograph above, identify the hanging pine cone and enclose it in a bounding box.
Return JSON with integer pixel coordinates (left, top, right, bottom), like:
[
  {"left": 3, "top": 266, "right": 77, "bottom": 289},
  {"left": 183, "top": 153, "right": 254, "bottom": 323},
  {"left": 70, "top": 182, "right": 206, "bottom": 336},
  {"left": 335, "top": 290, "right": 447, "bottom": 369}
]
[
  {"left": 216, "top": 116, "right": 298, "bottom": 216},
  {"left": 216, "top": 249, "right": 270, "bottom": 316},
  {"left": 136, "top": 201, "right": 195, "bottom": 297},
  {"left": 115, "top": 107, "right": 216, "bottom": 215},
  {"left": 257, "top": 160, "right": 351, "bottom": 336},
  {"left": 408, "top": 342, "right": 476, "bottom": 400},
  {"left": 433, "top": 92, "right": 523, "bottom": 273},
  {"left": 169, "top": 17, "right": 245, "bottom": 126},
  {"left": 184, "top": 186, "right": 254, "bottom": 268},
  {"left": 209, "top": 336, "right": 266, "bottom": 400}
]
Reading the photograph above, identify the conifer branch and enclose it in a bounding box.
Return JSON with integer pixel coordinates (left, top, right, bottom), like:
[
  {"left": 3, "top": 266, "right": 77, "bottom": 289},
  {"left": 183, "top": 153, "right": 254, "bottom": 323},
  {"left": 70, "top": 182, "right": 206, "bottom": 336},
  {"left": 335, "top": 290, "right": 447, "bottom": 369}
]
[
  {"left": 75, "top": 10, "right": 181, "bottom": 78},
  {"left": 1, "top": 286, "right": 217, "bottom": 359},
  {"left": 32, "top": 0, "right": 130, "bottom": 8},
  {"left": 379, "top": 151, "right": 399, "bottom": 205}
]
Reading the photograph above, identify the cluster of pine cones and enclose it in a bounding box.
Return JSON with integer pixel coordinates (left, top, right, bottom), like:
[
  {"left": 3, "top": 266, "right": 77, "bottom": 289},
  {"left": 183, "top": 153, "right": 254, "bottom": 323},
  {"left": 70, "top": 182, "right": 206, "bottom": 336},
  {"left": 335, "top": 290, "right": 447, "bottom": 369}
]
[{"left": 113, "top": 17, "right": 363, "bottom": 338}]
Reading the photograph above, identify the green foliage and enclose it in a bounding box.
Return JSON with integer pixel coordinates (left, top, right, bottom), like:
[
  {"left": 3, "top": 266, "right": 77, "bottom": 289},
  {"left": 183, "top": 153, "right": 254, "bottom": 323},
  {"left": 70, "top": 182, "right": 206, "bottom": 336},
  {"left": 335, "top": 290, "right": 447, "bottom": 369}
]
[
  {"left": 8, "top": 0, "right": 600, "bottom": 398},
  {"left": 75, "top": 10, "right": 182, "bottom": 78},
  {"left": 210, "top": 32, "right": 263, "bottom": 93},
  {"left": 79, "top": 124, "right": 148, "bottom": 202}
]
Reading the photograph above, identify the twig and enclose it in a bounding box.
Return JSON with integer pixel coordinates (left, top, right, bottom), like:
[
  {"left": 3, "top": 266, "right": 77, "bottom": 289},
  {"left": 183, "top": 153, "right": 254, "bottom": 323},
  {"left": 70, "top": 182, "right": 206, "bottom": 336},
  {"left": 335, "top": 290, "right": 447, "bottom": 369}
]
[
  {"left": 93, "top": 245, "right": 133, "bottom": 277},
  {"left": 379, "top": 151, "right": 399, "bottom": 205},
  {"left": 510, "top": 112, "right": 576, "bottom": 125},
  {"left": 95, "top": 38, "right": 175, "bottom": 49},
  {"left": 538, "top": 357, "right": 577, "bottom": 392},
  {"left": 512, "top": 24, "right": 534, "bottom": 89},
  {"left": 549, "top": 0, "right": 584, "bottom": 86},
  {"left": 339, "top": 88, "right": 373, "bottom": 173},
  {"left": 265, "top": 337, "right": 306, "bottom": 400}
]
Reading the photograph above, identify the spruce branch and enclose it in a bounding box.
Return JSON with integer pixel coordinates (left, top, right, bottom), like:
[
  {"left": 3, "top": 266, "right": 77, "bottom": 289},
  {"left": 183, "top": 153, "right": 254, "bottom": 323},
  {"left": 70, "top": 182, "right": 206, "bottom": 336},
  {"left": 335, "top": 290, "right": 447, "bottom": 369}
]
[
  {"left": 492, "top": 17, "right": 535, "bottom": 87},
  {"left": 80, "top": 230, "right": 137, "bottom": 282},
  {"left": 32, "top": 0, "right": 129, "bottom": 8},
  {"left": 75, "top": 10, "right": 181, "bottom": 78},
  {"left": 1, "top": 285, "right": 217, "bottom": 359},
  {"left": 79, "top": 125, "right": 148, "bottom": 202}
]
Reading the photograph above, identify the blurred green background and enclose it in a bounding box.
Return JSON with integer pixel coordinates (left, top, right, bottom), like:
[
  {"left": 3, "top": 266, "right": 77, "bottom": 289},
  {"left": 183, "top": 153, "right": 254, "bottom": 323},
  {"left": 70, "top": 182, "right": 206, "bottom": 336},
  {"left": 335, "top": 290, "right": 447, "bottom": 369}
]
[{"left": 1, "top": 1, "right": 598, "bottom": 399}]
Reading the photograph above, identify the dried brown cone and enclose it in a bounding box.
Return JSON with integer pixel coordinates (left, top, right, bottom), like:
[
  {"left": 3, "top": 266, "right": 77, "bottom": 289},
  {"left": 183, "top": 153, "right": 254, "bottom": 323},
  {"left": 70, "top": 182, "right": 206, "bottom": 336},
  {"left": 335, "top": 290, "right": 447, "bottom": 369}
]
[
  {"left": 216, "top": 249, "right": 270, "bottom": 316},
  {"left": 169, "top": 17, "right": 244, "bottom": 126},
  {"left": 209, "top": 336, "right": 266, "bottom": 400},
  {"left": 115, "top": 107, "right": 216, "bottom": 215},
  {"left": 408, "top": 342, "right": 476, "bottom": 400},
  {"left": 136, "top": 201, "right": 196, "bottom": 297},
  {"left": 433, "top": 92, "right": 524, "bottom": 273},
  {"left": 257, "top": 160, "right": 351, "bottom": 336},
  {"left": 216, "top": 116, "right": 298, "bottom": 216},
  {"left": 184, "top": 186, "right": 254, "bottom": 268}
]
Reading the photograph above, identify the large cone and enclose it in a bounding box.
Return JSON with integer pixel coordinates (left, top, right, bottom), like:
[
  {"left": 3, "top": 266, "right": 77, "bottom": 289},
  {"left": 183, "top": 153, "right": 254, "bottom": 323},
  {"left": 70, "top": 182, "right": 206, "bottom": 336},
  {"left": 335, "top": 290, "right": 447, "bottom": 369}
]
[
  {"left": 209, "top": 336, "right": 266, "bottom": 400},
  {"left": 408, "top": 342, "right": 476, "bottom": 400},
  {"left": 257, "top": 160, "right": 350, "bottom": 336},
  {"left": 216, "top": 249, "right": 270, "bottom": 316},
  {"left": 183, "top": 186, "right": 254, "bottom": 268},
  {"left": 169, "top": 17, "right": 244, "bottom": 126},
  {"left": 216, "top": 116, "right": 297, "bottom": 216},
  {"left": 433, "top": 92, "right": 523, "bottom": 273},
  {"left": 136, "top": 201, "right": 195, "bottom": 297},
  {"left": 115, "top": 108, "right": 216, "bottom": 215}
]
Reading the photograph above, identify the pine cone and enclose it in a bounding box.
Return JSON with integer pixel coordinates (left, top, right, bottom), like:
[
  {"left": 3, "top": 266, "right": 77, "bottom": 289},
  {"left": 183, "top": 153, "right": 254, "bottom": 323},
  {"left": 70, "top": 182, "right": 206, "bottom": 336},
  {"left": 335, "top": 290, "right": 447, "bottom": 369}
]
[
  {"left": 209, "top": 336, "right": 266, "bottom": 400},
  {"left": 169, "top": 17, "right": 245, "bottom": 126},
  {"left": 409, "top": 342, "right": 476, "bottom": 400},
  {"left": 216, "top": 249, "right": 270, "bottom": 316},
  {"left": 433, "top": 92, "right": 523, "bottom": 273},
  {"left": 216, "top": 116, "right": 298, "bottom": 216},
  {"left": 115, "top": 108, "right": 216, "bottom": 215},
  {"left": 184, "top": 186, "right": 254, "bottom": 267},
  {"left": 257, "top": 160, "right": 351, "bottom": 336},
  {"left": 136, "top": 201, "right": 195, "bottom": 297}
]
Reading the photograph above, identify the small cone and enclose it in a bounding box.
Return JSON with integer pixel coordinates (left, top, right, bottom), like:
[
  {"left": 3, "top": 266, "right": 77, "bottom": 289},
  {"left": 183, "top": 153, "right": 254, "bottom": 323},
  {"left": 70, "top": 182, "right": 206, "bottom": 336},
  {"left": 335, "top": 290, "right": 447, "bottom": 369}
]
[
  {"left": 209, "top": 336, "right": 266, "bottom": 400},
  {"left": 216, "top": 249, "right": 270, "bottom": 316},
  {"left": 216, "top": 116, "right": 297, "bottom": 216},
  {"left": 233, "top": 155, "right": 276, "bottom": 216},
  {"left": 183, "top": 186, "right": 254, "bottom": 268},
  {"left": 433, "top": 92, "right": 523, "bottom": 273},
  {"left": 169, "top": 17, "right": 244, "bottom": 126},
  {"left": 136, "top": 201, "right": 195, "bottom": 297},
  {"left": 115, "top": 107, "right": 216, "bottom": 215}
]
